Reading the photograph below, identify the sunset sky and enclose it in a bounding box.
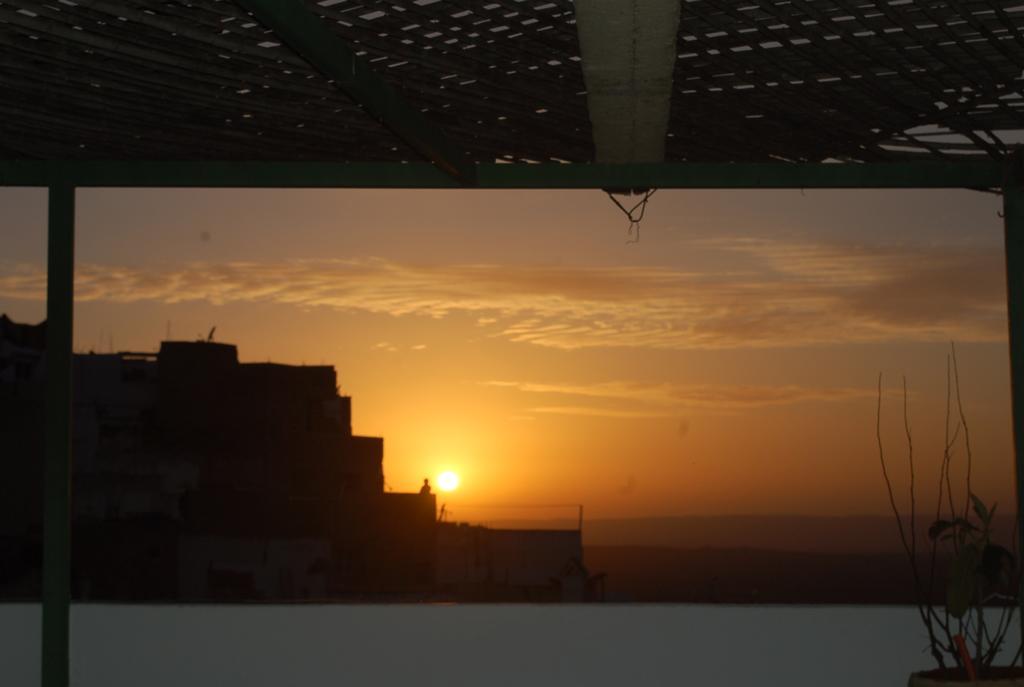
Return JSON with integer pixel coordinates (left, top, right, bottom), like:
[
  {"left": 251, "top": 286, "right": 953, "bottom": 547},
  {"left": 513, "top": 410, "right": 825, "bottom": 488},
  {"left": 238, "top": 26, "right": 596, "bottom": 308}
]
[{"left": 0, "top": 186, "right": 1015, "bottom": 522}]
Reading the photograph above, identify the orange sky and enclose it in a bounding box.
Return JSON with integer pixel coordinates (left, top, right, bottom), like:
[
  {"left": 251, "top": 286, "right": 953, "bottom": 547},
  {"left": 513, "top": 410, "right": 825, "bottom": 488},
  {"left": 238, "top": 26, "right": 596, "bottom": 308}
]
[{"left": 0, "top": 186, "right": 1015, "bottom": 521}]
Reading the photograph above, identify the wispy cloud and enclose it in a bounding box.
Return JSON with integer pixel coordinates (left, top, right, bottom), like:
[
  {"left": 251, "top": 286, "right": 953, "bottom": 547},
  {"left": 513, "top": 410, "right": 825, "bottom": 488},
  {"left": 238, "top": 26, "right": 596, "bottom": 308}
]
[
  {"left": 0, "top": 236, "right": 1005, "bottom": 350},
  {"left": 484, "top": 379, "right": 876, "bottom": 414},
  {"left": 530, "top": 406, "right": 679, "bottom": 419}
]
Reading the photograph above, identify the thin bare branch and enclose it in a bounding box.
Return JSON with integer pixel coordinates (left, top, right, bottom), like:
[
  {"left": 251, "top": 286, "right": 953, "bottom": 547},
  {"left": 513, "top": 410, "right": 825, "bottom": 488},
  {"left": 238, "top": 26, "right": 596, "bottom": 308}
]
[
  {"left": 879, "top": 372, "right": 944, "bottom": 665},
  {"left": 905, "top": 376, "right": 917, "bottom": 562},
  {"left": 951, "top": 343, "right": 974, "bottom": 520},
  {"left": 878, "top": 373, "right": 912, "bottom": 554}
]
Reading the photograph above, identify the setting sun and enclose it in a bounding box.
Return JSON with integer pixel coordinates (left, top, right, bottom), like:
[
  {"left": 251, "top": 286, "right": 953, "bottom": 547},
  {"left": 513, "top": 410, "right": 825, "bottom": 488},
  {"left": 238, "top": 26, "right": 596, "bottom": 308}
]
[{"left": 437, "top": 471, "right": 460, "bottom": 492}]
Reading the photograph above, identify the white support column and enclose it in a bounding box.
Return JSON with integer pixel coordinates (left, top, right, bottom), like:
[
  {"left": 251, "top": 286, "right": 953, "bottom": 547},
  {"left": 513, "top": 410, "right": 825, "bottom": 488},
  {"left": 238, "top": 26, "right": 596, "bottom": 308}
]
[{"left": 574, "top": 0, "right": 681, "bottom": 164}]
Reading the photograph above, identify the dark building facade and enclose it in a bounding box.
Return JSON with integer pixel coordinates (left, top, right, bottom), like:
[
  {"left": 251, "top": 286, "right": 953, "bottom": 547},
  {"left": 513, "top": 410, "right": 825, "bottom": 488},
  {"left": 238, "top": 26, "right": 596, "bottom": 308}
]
[
  {"left": 1, "top": 323, "right": 435, "bottom": 600},
  {"left": 1, "top": 316, "right": 593, "bottom": 602}
]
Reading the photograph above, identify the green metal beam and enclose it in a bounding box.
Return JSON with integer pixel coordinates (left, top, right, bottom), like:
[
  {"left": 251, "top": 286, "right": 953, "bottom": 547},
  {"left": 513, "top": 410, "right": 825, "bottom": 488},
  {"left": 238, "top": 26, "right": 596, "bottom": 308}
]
[
  {"left": 1003, "top": 161, "right": 1024, "bottom": 652},
  {"left": 234, "top": 0, "right": 475, "bottom": 185},
  {"left": 0, "top": 160, "right": 1004, "bottom": 190},
  {"left": 42, "top": 184, "right": 75, "bottom": 687}
]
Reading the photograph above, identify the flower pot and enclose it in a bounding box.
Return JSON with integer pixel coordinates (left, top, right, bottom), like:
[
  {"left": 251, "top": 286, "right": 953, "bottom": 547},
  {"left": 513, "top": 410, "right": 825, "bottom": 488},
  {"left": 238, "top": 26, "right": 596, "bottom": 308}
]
[{"left": 910, "top": 667, "right": 1024, "bottom": 685}]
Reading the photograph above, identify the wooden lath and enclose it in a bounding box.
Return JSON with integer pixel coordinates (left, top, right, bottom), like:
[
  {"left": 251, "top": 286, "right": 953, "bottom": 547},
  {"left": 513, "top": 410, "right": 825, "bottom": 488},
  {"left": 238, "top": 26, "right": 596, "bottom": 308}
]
[
  {"left": 0, "top": 0, "right": 1021, "bottom": 164},
  {"left": 236, "top": 0, "right": 477, "bottom": 183},
  {"left": 668, "top": 0, "right": 1024, "bottom": 161}
]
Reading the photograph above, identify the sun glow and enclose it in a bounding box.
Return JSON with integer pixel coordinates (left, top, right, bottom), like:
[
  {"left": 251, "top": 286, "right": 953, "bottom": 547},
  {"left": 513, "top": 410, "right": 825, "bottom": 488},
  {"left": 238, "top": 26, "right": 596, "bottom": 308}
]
[{"left": 437, "top": 471, "right": 460, "bottom": 492}]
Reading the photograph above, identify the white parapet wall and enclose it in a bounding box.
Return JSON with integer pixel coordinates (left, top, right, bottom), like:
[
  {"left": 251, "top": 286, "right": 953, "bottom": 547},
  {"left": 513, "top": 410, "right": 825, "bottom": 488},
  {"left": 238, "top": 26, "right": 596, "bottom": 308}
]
[{"left": 1, "top": 603, "right": 1020, "bottom": 686}]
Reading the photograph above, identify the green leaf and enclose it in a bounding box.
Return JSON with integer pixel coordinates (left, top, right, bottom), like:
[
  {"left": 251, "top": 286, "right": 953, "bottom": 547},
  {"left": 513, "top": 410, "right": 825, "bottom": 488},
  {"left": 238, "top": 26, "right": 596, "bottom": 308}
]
[
  {"left": 946, "top": 544, "right": 982, "bottom": 619},
  {"left": 929, "top": 520, "right": 954, "bottom": 540},
  {"left": 970, "top": 493, "right": 990, "bottom": 525},
  {"left": 981, "top": 544, "right": 1015, "bottom": 586},
  {"left": 951, "top": 517, "right": 979, "bottom": 531}
]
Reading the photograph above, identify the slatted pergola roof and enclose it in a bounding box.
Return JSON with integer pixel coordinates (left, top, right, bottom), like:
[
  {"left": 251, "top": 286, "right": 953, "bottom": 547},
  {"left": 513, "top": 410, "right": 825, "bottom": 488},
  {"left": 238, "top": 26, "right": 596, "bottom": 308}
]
[{"left": 2, "top": 0, "right": 1023, "bottom": 168}]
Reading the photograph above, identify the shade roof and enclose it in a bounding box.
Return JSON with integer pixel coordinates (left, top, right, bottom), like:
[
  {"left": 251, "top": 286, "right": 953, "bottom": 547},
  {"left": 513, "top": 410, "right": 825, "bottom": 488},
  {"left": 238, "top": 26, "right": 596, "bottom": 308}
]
[{"left": 2, "top": 0, "right": 1023, "bottom": 166}]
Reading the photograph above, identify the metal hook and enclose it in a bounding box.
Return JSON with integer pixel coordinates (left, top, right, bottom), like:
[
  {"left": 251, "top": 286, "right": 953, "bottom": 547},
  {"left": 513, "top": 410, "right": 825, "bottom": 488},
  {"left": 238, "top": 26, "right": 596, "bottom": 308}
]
[{"left": 606, "top": 188, "right": 657, "bottom": 244}]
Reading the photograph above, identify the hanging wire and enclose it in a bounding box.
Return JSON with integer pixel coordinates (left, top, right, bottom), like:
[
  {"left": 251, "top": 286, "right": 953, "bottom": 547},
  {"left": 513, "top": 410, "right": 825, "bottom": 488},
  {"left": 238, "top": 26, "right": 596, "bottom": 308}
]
[{"left": 606, "top": 188, "right": 657, "bottom": 244}]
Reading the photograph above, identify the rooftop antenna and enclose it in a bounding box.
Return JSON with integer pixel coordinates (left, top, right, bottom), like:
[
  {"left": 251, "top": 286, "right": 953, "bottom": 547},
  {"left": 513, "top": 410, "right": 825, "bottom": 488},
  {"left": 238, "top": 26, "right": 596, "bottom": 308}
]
[{"left": 206, "top": 326, "right": 216, "bottom": 342}]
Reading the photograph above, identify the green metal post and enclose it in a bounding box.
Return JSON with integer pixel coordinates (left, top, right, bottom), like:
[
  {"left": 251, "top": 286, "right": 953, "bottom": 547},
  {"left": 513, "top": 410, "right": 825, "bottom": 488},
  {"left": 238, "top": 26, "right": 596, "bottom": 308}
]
[
  {"left": 1004, "top": 168, "right": 1024, "bottom": 657},
  {"left": 0, "top": 160, "right": 1005, "bottom": 190},
  {"left": 42, "top": 184, "right": 75, "bottom": 687}
]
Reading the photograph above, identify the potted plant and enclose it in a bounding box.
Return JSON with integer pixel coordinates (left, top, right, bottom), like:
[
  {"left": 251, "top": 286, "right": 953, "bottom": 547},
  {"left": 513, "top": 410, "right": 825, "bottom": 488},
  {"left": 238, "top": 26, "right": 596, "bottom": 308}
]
[{"left": 877, "top": 350, "right": 1023, "bottom": 685}]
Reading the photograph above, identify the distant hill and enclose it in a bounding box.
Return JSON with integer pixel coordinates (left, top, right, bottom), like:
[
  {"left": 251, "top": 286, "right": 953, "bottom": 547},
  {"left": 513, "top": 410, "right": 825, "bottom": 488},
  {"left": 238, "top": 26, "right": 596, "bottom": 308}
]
[
  {"left": 482, "top": 514, "right": 1018, "bottom": 554},
  {"left": 585, "top": 546, "right": 956, "bottom": 603}
]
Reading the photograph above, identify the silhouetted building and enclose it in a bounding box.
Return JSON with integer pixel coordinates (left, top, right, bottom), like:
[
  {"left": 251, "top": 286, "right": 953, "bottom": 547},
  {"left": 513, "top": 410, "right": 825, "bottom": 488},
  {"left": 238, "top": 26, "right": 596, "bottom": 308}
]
[
  {"left": 436, "top": 523, "right": 597, "bottom": 602},
  {"left": 0, "top": 316, "right": 47, "bottom": 597},
  {"left": 0, "top": 315, "right": 596, "bottom": 602},
  {"left": 178, "top": 537, "right": 330, "bottom": 601},
  {"left": 0, "top": 313, "right": 45, "bottom": 356},
  {"left": 0, "top": 318, "right": 434, "bottom": 600}
]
